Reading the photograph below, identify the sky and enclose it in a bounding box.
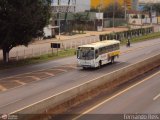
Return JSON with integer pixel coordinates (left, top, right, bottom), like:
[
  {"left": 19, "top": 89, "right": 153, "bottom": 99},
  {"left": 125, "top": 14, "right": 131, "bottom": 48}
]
[
  {"left": 139, "top": 0, "right": 160, "bottom": 3},
  {"left": 51, "top": 0, "right": 90, "bottom": 11},
  {"left": 76, "top": 0, "right": 90, "bottom": 11}
]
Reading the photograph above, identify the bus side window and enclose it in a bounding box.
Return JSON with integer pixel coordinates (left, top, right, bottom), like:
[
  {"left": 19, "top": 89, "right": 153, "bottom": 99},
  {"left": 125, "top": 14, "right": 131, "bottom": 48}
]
[{"left": 95, "top": 50, "right": 99, "bottom": 58}]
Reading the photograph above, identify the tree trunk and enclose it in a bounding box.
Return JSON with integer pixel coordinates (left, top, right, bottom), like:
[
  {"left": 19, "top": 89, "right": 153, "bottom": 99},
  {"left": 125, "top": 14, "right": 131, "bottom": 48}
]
[{"left": 3, "top": 48, "right": 10, "bottom": 63}]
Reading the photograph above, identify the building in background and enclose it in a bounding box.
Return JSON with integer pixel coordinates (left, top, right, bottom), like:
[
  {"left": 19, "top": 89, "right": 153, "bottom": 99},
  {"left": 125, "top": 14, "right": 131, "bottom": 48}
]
[
  {"left": 132, "top": 0, "right": 139, "bottom": 10},
  {"left": 91, "top": 0, "right": 132, "bottom": 10},
  {"left": 138, "top": 0, "right": 160, "bottom": 10}
]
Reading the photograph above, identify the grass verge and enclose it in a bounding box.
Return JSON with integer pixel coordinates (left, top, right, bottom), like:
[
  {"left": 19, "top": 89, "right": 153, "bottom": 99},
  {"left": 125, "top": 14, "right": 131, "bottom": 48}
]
[
  {"left": 120, "top": 32, "right": 160, "bottom": 45},
  {"left": 0, "top": 32, "right": 160, "bottom": 70},
  {"left": 0, "top": 49, "right": 76, "bottom": 70}
]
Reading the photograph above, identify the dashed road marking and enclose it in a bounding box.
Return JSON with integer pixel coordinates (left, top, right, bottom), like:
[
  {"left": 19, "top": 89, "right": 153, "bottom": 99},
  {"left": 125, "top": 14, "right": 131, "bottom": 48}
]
[
  {"left": 72, "top": 70, "right": 160, "bottom": 120},
  {"left": 9, "top": 53, "right": 160, "bottom": 115},
  {"left": 43, "top": 72, "right": 55, "bottom": 76},
  {"left": 14, "top": 80, "right": 26, "bottom": 85},
  {"left": 153, "top": 93, "right": 160, "bottom": 101},
  {"left": 0, "top": 85, "right": 7, "bottom": 91},
  {"left": 51, "top": 69, "right": 68, "bottom": 72},
  {"left": 26, "top": 76, "right": 41, "bottom": 81}
]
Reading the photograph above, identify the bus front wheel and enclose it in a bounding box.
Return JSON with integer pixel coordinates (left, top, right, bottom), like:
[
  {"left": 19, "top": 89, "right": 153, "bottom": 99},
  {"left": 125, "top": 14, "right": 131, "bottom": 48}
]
[
  {"left": 83, "top": 67, "right": 87, "bottom": 70},
  {"left": 98, "top": 61, "right": 102, "bottom": 68}
]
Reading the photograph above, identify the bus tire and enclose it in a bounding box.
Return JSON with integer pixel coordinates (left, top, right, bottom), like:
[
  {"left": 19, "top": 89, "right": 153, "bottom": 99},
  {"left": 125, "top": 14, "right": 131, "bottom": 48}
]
[
  {"left": 111, "top": 56, "right": 115, "bottom": 63},
  {"left": 83, "top": 67, "right": 87, "bottom": 70},
  {"left": 98, "top": 61, "right": 102, "bottom": 68}
]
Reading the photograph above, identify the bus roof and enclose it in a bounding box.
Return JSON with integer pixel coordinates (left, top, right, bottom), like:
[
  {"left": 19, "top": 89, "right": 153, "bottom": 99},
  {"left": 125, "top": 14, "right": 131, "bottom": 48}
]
[{"left": 78, "top": 40, "right": 120, "bottom": 49}]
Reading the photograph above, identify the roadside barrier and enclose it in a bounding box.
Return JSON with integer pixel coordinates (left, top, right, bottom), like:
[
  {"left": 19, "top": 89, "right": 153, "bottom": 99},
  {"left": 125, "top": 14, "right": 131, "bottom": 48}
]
[{"left": 11, "top": 54, "right": 160, "bottom": 119}]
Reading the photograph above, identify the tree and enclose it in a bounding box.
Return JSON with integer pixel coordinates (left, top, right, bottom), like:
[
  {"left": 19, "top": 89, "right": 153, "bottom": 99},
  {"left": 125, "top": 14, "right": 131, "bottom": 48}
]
[
  {"left": 154, "top": 3, "right": 160, "bottom": 15},
  {"left": 73, "top": 13, "right": 89, "bottom": 33},
  {"left": 103, "top": 3, "right": 125, "bottom": 18},
  {"left": 143, "top": 3, "right": 160, "bottom": 15},
  {"left": 0, "top": 0, "right": 51, "bottom": 63}
]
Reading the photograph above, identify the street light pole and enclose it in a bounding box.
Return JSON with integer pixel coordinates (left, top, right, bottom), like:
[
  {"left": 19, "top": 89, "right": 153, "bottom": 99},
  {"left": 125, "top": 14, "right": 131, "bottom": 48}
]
[
  {"left": 58, "top": 11, "right": 61, "bottom": 40},
  {"left": 124, "top": 0, "right": 127, "bottom": 20},
  {"left": 113, "top": 0, "right": 115, "bottom": 32},
  {"left": 150, "top": 5, "right": 153, "bottom": 26},
  {"left": 58, "top": 0, "right": 61, "bottom": 40}
]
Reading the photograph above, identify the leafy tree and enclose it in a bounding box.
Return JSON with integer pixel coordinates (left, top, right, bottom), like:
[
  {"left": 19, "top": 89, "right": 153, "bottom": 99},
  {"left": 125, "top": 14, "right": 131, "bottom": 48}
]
[
  {"left": 154, "top": 3, "right": 160, "bottom": 15},
  {"left": 90, "top": 8, "right": 99, "bottom": 12},
  {"left": 73, "top": 13, "right": 89, "bottom": 33},
  {"left": 103, "top": 3, "right": 125, "bottom": 18},
  {"left": 0, "top": 0, "right": 51, "bottom": 63},
  {"left": 143, "top": 3, "right": 160, "bottom": 14},
  {"left": 141, "top": 14, "right": 145, "bottom": 19}
]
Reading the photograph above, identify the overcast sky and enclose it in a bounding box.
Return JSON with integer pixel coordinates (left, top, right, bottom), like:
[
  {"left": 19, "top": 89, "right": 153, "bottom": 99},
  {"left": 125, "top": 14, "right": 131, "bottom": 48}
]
[
  {"left": 76, "top": 0, "right": 90, "bottom": 11},
  {"left": 139, "top": 0, "right": 160, "bottom": 3},
  {"left": 52, "top": 0, "right": 90, "bottom": 11}
]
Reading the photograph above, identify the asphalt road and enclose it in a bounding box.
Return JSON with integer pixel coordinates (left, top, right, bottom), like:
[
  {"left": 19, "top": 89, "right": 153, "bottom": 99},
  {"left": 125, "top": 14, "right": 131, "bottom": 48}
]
[
  {"left": 0, "top": 39, "right": 160, "bottom": 114},
  {"left": 71, "top": 68, "right": 160, "bottom": 120}
]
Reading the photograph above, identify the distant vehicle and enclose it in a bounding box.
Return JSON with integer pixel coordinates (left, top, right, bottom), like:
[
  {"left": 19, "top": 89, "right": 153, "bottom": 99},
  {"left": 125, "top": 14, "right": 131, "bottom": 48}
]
[
  {"left": 77, "top": 40, "right": 120, "bottom": 69},
  {"left": 126, "top": 39, "right": 131, "bottom": 47}
]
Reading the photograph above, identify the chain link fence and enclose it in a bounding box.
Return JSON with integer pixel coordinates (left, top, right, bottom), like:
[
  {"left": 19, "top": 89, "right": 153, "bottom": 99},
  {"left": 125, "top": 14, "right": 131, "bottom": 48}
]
[{"left": 0, "top": 35, "right": 99, "bottom": 61}]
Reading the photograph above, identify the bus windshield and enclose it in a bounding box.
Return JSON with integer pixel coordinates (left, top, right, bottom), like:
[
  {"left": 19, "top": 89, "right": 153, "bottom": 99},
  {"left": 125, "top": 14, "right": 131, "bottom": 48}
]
[{"left": 77, "top": 49, "right": 94, "bottom": 60}]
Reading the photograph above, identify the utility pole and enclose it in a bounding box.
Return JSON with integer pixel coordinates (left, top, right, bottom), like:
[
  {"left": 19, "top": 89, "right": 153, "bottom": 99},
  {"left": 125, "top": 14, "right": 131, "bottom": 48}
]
[
  {"left": 113, "top": 0, "right": 115, "bottom": 32},
  {"left": 97, "top": 0, "right": 103, "bottom": 31},
  {"left": 124, "top": 0, "right": 127, "bottom": 20},
  {"left": 58, "top": 0, "right": 61, "bottom": 40},
  {"left": 150, "top": 5, "right": 153, "bottom": 26}
]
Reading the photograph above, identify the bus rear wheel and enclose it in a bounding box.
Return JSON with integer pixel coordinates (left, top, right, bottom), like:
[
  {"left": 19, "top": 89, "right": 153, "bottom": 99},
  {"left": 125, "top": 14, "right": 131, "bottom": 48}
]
[{"left": 111, "top": 56, "right": 115, "bottom": 63}]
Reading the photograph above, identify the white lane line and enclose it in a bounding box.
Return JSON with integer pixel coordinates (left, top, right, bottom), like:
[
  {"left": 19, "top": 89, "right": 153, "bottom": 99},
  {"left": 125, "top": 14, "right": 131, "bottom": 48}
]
[
  {"left": 0, "top": 42, "right": 159, "bottom": 82},
  {"left": 26, "top": 76, "right": 41, "bottom": 81},
  {"left": 72, "top": 70, "right": 160, "bottom": 120},
  {"left": 43, "top": 72, "right": 55, "bottom": 76},
  {"left": 153, "top": 93, "right": 160, "bottom": 101},
  {"left": 14, "top": 80, "right": 26, "bottom": 85},
  {"left": 9, "top": 53, "right": 160, "bottom": 115}
]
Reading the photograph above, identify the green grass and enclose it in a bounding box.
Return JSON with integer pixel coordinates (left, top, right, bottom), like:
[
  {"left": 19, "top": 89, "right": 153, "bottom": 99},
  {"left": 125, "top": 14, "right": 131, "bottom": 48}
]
[
  {"left": 0, "top": 49, "right": 76, "bottom": 70},
  {"left": 120, "top": 32, "right": 160, "bottom": 45},
  {"left": 1, "top": 32, "right": 160, "bottom": 70}
]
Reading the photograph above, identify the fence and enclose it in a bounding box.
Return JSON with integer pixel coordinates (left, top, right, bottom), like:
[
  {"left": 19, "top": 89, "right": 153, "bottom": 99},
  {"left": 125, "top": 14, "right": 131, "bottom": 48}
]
[
  {"left": 0, "top": 35, "right": 99, "bottom": 61},
  {"left": 99, "top": 27, "right": 153, "bottom": 41}
]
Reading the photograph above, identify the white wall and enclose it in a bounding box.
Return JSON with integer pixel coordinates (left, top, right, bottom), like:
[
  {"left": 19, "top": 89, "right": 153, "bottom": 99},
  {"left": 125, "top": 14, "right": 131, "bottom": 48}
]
[
  {"left": 129, "top": 18, "right": 158, "bottom": 24},
  {"left": 43, "top": 26, "right": 52, "bottom": 37}
]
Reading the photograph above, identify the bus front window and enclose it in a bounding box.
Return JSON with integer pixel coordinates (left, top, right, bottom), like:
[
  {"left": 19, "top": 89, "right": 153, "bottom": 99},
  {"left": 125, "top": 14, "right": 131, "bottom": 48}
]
[{"left": 77, "top": 50, "right": 94, "bottom": 60}]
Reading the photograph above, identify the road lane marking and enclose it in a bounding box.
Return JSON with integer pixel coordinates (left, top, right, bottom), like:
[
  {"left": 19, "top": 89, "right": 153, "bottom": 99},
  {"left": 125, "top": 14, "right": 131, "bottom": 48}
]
[
  {"left": 153, "top": 93, "right": 160, "bottom": 101},
  {"left": 0, "top": 85, "right": 7, "bottom": 91},
  {"left": 26, "top": 76, "right": 41, "bottom": 81},
  {"left": 9, "top": 53, "right": 160, "bottom": 115},
  {"left": 72, "top": 70, "right": 160, "bottom": 120},
  {"left": 51, "top": 69, "right": 67, "bottom": 72},
  {"left": 43, "top": 72, "right": 55, "bottom": 76},
  {"left": 14, "top": 80, "right": 26, "bottom": 85},
  {"left": 0, "top": 42, "right": 160, "bottom": 82}
]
